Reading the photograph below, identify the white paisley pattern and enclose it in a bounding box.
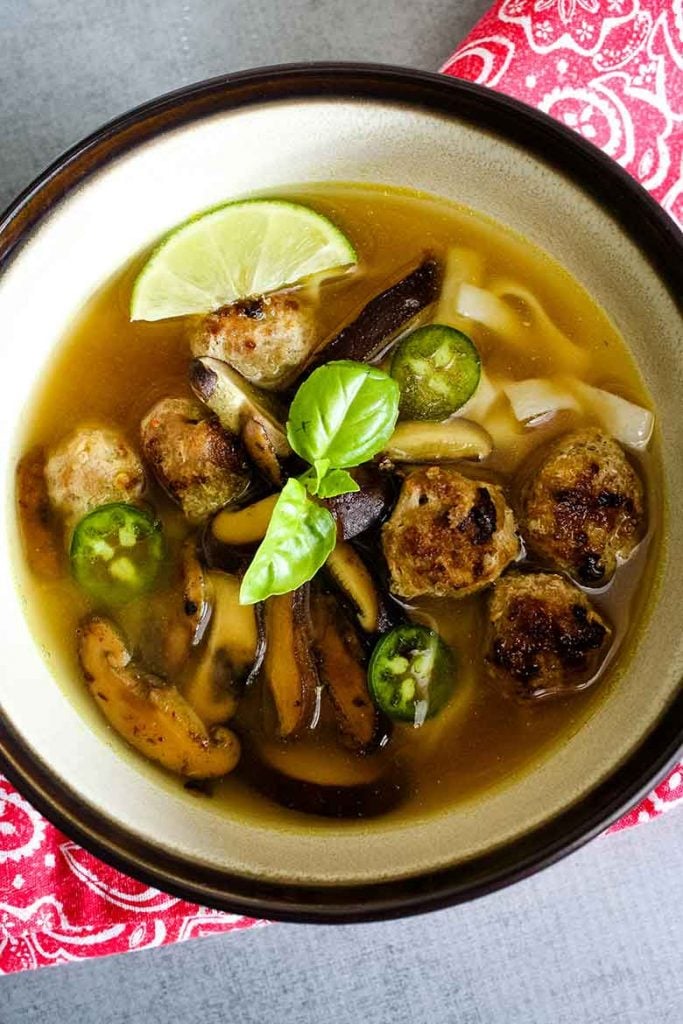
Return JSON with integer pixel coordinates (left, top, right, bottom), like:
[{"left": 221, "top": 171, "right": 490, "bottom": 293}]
[
  {"left": 0, "top": 0, "right": 681, "bottom": 978},
  {"left": 0, "top": 777, "right": 258, "bottom": 974},
  {"left": 0, "top": 788, "right": 46, "bottom": 865},
  {"left": 500, "top": 0, "right": 640, "bottom": 55},
  {"left": 443, "top": 0, "right": 683, "bottom": 220}
]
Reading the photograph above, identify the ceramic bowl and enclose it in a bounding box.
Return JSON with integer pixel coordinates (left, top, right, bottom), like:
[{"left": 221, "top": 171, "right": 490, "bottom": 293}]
[{"left": 1, "top": 64, "right": 681, "bottom": 921}]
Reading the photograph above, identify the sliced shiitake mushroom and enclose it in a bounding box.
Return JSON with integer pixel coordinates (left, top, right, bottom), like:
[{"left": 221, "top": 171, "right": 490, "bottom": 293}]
[
  {"left": 243, "top": 740, "right": 403, "bottom": 819},
  {"left": 211, "top": 493, "right": 278, "bottom": 547},
  {"left": 184, "top": 572, "right": 264, "bottom": 726},
  {"left": 15, "top": 447, "right": 63, "bottom": 579},
  {"left": 311, "top": 595, "right": 379, "bottom": 753},
  {"left": 78, "top": 617, "right": 239, "bottom": 778},
  {"left": 309, "top": 257, "right": 441, "bottom": 368},
  {"left": 190, "top": 357, "right": 292, "bottom": 485},
  {"left": 325, "top": 542, "right": 384, "bottom": 634},
  {"left": 322, "top": 465, "right": 395, "bottom": 541},
  {"left": 208, "top": 468, "right": 393, "bottom": 559},
  {"left": 241, "top": 418, "right": 285, "bottom": 488},
  {"left": 261, "top": 586, "right": 320, "bottom": 739},
  {"left": 203, "top": 492, "right": 277, "bottom": 574},
  {"left": 382, "top": 419, "right": 493, "bottom": 463},
  {"left": 164, "top": 540, "right": 211, "bottom": 674}
]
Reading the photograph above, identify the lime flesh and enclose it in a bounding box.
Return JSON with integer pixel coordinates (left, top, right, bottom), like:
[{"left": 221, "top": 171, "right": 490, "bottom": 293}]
[{"left": 130, "top": 199, "right": 356, "bottom": 321}]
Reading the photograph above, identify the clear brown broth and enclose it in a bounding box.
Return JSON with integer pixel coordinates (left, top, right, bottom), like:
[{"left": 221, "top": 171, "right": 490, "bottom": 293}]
[{"left": 15, "top": 183, "right": 662, "bottom": 827}]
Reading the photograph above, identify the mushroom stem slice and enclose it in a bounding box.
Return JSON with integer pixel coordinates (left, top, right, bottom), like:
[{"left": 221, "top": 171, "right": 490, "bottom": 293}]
[
  {"left": 16, "top": 447, "right": 63, "bottom": 578},
  {"left": 184, "top": 572, "right": 262, "bottom": 727},
  {"left": 325, "top": 542, "right": 380, "bottom": 633},
  {"left": 164, "top": 540, "right": 212, "bottom": 674},
  {"left": 78, "top": 617, "right": 240, "bottom": 778},
  {"left": 311, "top": 596, "right": 379, "bottom": 753},
  {"left": 211, "top": 493, "right": 278, "bottom": 547},
  {"left": 190, "top": 357, "right": 291, "bottom": 485},
  {"left": 261, "top": 586, "right": 320, "bottom": 739},
  {"left": 383, "top": 419, "right": 493, "bottom": 463}
]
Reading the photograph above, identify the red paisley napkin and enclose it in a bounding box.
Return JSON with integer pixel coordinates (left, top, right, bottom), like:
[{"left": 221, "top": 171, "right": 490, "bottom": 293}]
[
  {"left": 1, "top": 1, "right": 682, "bottom": 975},
  {"left": 442, "top": 0, "right": 683, "bottom": 221}
]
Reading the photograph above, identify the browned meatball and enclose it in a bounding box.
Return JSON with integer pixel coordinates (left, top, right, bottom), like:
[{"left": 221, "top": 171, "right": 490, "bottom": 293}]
[
  {"left": 520, "top": 429, "right": 645, "bottom": 586},
  {"left": 485, "top": 572, "right": 611, "bottom": 699},
  {"left": 382, "top": 466, "right": 519, "bottom": 600},
  {"left": 45, "top": 425, "right": 145, "bottom": 529},
  {"left": 190, "top": 292, "right": 316, "bottom": 390},
  {"left": 140, "top": 398, "right": 250, "bottom": 522}
]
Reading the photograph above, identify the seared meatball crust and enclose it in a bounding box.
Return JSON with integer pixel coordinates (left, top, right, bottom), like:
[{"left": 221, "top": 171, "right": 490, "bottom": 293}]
[
  {"left": 190, "top": 292, "right": 316, "bottom": 390},
  {"left": 140, "top": 398, "right": 250, "bottom": 522},
  {"left": 382, "top": 466, "right": 519, "bottom": 600},
  {"left": 486, "top": 572, "right": 611, "bottom": 699},
  {"left": 520, "top": 429, "right": 645, "bottom": 587}
]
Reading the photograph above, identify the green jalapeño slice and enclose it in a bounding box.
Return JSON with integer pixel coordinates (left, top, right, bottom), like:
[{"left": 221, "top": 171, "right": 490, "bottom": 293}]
[
  {"left": 70, "top": 503, "right": 164, "bottom": 605},
  {"left": 368, "top": 624, "right": 455, "bottom": 726},
  {"left": 391, "top": 324, "right": 480, "bottom": 421}
]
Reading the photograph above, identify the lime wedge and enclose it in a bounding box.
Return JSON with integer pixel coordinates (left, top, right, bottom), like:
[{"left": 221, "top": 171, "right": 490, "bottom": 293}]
[{"left": 130, "top": 200, "right": 356, "bottom": 321}]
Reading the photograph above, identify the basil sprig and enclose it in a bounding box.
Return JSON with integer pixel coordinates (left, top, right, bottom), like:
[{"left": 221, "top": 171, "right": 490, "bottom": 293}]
[
  {"left": 239, "top": 478, "right": 337, "bottom": 605},
  {"left": 287, "top": 361, "right": 400, "bottom": 480},
  {"left": 239, "top": 361, "right": 399, "bottom": 604}
]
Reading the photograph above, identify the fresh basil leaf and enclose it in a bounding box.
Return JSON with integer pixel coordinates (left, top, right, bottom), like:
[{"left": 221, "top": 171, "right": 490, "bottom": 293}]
[
  {"left": 300, "top": 460, "right": 335, "bottom": 496},
  {"left": 313, "top": 458, "right": 331, "bottom": 492},
  {"left": 299, "top": 463, "right": 358, "bottom": 499},
  {"left": 239, "top": 478, "right": 336, "bottom": 604},
  {"left": 315, "top": 468, "right": 360, "bottom": 499},
  {"left": 287, "top": 360, "right": 400, "bottom": 468},
  {"left": 299, "top": 467, "right": 318, "bottom": 496}
]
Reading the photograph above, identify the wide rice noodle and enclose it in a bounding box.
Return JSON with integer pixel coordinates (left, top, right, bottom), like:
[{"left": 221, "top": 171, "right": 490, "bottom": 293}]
[
  {"left": 456, "top": 283, "right": 521, "bottom": 339},
  {"left": 436, "top": 248, "right": 485, "bottom": 329},
  {"left": 572, "top": 381, "right": 654, "bottom": 450},
  {"left": 457, "top": 368, "right": 500, "bottom": 423},
  {"left": 452, "top": 274, "right": 589, "bottom": 374},
  {"left": 503, "top": 378, "right": 579, "bottom": 425},
  {"left": 502, "top": 376, "right": 654, "bottom": 450},
  {"left": 491, "top": 281, "right": 589, "bottom": 373}
]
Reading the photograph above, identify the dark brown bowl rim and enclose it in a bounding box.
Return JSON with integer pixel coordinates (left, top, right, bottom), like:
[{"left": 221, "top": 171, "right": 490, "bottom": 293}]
[{"left": 1, "top": 63, "right": 681, "bottom": 924}]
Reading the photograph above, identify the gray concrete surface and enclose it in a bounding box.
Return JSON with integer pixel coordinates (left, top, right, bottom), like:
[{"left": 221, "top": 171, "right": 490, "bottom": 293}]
[
  {"left": 1, "top": 1, "right": 682, "bottom": 1020},
  {"left": 0, "top": 0, "right": 484, "bottom": 213}
]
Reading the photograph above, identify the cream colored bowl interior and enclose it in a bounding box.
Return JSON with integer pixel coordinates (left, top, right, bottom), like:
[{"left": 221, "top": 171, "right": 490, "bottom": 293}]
[{"left": 1, "top": 98, "right": 681, "bottom": 885}]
